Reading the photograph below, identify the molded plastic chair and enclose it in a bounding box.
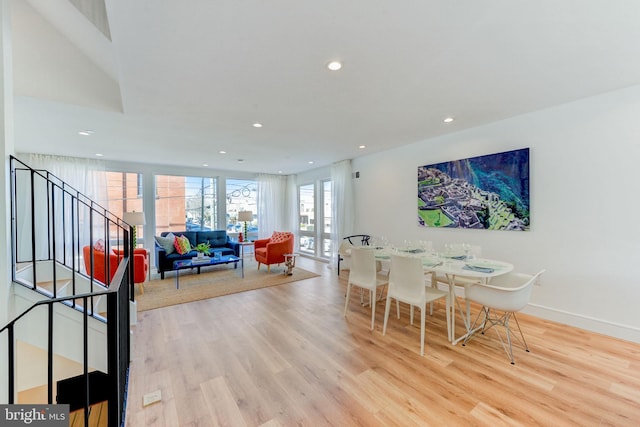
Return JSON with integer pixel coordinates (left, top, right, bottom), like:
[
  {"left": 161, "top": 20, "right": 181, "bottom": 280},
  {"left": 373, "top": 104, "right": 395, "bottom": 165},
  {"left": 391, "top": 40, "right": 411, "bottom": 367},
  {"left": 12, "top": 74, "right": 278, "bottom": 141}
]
[
  {"left": 383, "top": 255, "right": 450, "bottom": 356},
  {"left": 344, "top": 247, "right": 388, "bottom": 330},
  {"left": 462, "top": 270, "right": 545, "bottom": 364}
]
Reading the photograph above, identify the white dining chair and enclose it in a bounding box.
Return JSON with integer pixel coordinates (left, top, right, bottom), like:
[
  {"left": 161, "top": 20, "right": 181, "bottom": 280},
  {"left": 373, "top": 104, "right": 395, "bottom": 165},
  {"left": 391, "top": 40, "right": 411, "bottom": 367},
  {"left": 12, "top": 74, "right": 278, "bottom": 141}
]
[
  {"left": 462, "top": 270, "right": 545, "bottom": 364},
  {"left": 383, "top": 255, "right": 450, "bottom": 356},
  {"left": 344, "top": 247, "right": 389, "bottom": 330}
]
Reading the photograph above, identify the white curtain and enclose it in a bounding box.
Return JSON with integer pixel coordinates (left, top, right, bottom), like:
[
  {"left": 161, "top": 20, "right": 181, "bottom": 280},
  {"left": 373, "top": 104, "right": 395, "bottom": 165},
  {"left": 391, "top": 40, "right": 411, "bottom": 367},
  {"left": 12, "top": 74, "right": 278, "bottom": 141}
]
[
  {"left": 16, "top": 154, "right": 107, "bottom": 262},
  {"left": 286, "top": 174, "right": 299, "bottom": 251},
  {"left": 331, "top": 159, "right": 354, "bottom": 267},
  {"left": 26, "top": 153, "right": 107, "bottom": 203},
  {"left": 256, "top": 173, "right": 288, "bottom": 238}
]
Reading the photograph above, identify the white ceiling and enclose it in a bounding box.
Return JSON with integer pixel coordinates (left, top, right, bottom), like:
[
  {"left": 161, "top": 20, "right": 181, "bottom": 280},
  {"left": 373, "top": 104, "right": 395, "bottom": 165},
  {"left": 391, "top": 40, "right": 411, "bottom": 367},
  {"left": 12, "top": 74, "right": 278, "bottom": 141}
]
[{"left": 10, "top": 0, "right": 640, "bottom": 174}]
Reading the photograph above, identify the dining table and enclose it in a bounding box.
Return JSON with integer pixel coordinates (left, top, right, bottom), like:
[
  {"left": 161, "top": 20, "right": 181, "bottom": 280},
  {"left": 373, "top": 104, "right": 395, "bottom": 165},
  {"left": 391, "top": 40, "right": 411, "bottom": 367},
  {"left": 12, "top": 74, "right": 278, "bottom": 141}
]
[{"left": 372, "top": 246, "right": 514, "bottom": 345}]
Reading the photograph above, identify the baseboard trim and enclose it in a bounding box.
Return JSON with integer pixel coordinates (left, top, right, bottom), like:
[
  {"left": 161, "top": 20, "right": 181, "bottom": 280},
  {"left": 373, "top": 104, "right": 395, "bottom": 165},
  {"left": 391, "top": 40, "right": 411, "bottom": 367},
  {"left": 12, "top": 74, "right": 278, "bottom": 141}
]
[{"left": 524, "top": 303, "right": 640, "bottom": 344}]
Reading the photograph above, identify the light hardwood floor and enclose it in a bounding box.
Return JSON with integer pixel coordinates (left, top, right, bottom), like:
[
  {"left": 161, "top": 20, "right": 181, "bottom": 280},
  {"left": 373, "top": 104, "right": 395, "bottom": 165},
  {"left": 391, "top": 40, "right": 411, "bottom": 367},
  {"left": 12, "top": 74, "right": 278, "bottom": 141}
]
[{"left": 125, "top": 257, "right": 640, "bottom": 426}]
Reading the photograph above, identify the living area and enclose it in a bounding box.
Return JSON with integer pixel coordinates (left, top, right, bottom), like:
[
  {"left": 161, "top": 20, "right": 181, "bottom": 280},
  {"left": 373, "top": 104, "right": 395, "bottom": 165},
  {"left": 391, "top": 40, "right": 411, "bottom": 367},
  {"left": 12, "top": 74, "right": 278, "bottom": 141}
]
[{"left": 133, "top": 228, "right": 307, "bottom": 311}]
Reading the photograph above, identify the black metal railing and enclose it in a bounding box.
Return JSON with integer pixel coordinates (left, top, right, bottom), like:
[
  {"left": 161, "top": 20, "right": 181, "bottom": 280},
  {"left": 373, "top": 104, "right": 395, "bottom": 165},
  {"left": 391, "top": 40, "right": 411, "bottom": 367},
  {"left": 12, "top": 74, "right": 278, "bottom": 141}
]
[
  {"left": 0, "top": 262, "right": 130, "bottom": 426},
  {"left": 10, "top": 156, "right": 136, "bottom": 299},
  {"left": 2, "top": 156, "right": 134, "bottom": 426}
]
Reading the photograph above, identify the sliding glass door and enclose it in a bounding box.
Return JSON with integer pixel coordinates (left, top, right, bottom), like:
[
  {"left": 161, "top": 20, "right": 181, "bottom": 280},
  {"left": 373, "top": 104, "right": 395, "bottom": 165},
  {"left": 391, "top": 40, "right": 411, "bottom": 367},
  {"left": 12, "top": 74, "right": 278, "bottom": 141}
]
[{"left": 298, "top": 180, "right": 332, "bottom": 259}]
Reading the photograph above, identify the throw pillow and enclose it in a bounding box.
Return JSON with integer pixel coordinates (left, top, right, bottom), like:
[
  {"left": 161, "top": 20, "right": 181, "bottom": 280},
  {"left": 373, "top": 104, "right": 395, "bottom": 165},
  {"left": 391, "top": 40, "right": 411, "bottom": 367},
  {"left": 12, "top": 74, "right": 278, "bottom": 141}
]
[
  {"left": 155, "top": 232, "right": 176, "bottom": 254},
  {"left": 94, "top": 238, "right": 106, "bottom": 252},
  {"left": 271, "top": 231, "right": 289, "bottom": 243},
  {"left": 174, "top": 235, "right": 191, "bottom": 255}
]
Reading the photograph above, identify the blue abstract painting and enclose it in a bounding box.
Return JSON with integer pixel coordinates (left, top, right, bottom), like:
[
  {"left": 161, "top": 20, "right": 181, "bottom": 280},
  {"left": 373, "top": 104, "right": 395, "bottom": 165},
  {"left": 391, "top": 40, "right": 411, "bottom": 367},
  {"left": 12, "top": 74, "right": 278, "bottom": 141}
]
[{"left": 417, "top": 148, "right": 530, "bottom": 231}]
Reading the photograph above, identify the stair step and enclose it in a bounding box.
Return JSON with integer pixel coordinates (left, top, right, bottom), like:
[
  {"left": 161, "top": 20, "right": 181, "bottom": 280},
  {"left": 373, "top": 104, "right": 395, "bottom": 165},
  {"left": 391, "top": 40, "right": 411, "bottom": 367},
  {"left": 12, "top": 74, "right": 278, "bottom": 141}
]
[
  {"left": 17, "top": 384, "right": 47, "bottom": 404},
  {"left": 18, "top": 386, "right": 108, "bottom": 427},
  {"left": 36, "top": 279, "right": 72, "bottom": 295},
  {"left": 69, "top": 401, "right": 108, "bottom": 427}
]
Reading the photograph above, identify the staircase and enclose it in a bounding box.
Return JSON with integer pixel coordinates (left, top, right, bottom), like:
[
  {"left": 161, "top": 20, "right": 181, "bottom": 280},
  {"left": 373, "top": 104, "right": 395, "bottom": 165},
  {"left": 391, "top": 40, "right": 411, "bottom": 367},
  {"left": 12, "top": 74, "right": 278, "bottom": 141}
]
[{"left": 1, "top": 156, "right": 134, "bottom": 427}]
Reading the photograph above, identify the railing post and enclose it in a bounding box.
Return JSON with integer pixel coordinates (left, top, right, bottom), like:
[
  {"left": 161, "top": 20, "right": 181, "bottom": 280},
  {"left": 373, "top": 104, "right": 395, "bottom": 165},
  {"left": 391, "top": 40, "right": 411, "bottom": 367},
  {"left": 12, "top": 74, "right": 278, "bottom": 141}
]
[
  {"left": 48, "top": 304, "right": 54, "bottom": 404},
  {"left": 30, "top": 169, "right": 37, "bottom": 290},
  {"left": 71, "top": 194, "right": 77, "bottom": 299},
  {"left": 10, "top": 159, "right": 16, "bottom": 282},
  {"left": 83, "top": 296, "right": 89, "bottom": 426},
  {"left": 51, "top": 181, "right": 57, "bottom": 296},
  {"left": 7, "top": 325, "right": 14, "bottom": 404}
]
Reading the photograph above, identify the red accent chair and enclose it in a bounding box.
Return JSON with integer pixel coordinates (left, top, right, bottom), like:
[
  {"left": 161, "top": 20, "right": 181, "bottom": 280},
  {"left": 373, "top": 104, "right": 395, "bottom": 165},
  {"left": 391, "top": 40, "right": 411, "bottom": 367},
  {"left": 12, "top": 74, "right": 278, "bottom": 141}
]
[
  {"left": 254, "top": 231, "right": 294, "bottom": 272},
  {"left": 83, "top": 246, "right": 149, "bottom": 293}
]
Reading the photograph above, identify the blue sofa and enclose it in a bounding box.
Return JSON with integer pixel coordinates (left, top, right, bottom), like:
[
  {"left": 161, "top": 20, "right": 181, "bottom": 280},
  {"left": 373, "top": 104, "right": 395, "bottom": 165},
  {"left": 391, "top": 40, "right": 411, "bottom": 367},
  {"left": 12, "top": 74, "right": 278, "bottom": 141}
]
[{"left": 155, "top": 230, "right": 239, "bottom": 279}]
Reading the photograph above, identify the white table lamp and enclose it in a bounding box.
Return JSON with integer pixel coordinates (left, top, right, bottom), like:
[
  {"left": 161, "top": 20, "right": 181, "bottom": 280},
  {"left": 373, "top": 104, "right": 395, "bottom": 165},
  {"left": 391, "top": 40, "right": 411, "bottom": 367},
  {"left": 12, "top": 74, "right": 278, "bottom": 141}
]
[
  {"left": 238, "top": 210, "right": 252, "bottom": 238},
  {"left": 123, "top": 211, "right": 146, "bottom": 247}
]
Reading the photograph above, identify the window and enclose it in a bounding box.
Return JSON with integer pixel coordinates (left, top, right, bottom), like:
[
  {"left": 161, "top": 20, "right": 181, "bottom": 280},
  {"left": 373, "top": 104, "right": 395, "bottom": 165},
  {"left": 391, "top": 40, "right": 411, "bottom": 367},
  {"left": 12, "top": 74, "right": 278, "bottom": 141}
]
[
  {"left": 155, "top": 175, "right": 216, "bottom": 234},
  {"left": 102, "top": 172, "right": 144, "bottom": 245},
  {"left": 298, "top": 180, "right": 333, "bottom": 259},
  {"left": 226, "top": 179, "right": 257, "bottom": 240}
]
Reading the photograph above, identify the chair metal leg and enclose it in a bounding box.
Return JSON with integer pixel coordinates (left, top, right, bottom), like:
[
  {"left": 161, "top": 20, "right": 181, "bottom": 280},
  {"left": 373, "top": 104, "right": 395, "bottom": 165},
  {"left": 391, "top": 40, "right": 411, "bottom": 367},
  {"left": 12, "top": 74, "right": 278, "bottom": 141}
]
[
  {"left": 511, "top": 313, "right": 530, "bottom": 353},
  {"left": 502, "top": 313, "right": 516, "bottom": 364},
  {"left": 463, "top": 306, "right": 529, "bottom": 364},
  {"left": 462, "top": 307, "right": 488, "bottom": 346}
]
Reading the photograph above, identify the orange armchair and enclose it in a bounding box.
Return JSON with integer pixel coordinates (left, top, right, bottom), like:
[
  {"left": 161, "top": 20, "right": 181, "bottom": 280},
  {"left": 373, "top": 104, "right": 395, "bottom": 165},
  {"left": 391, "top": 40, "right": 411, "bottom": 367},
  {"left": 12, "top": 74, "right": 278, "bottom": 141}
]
[
  {"left": 254, "top": 231, "right": 294, "bottom": 272},
  {"left": 83, "top": 246, "right": 149, "bottom": 293}
]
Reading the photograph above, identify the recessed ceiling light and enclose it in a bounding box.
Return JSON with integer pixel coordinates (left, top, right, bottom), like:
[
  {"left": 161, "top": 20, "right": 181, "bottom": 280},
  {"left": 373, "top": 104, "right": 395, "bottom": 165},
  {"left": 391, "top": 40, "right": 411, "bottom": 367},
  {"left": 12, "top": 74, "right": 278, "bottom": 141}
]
[
  {"left": 278, "top": 170, "right": 283, "bottom": 174},
  {"left": 327, "top": 61, "right": 342, "bottom": 71},
  {"left": 202, "top": 163, "right": 209, "bottom": 167},
  {"left": 95, "top": 153, "right": 103, "bottom": 157},
  {"left": 359, "top": 145, "right": 366, "bottom": 149},
  {"left": 253, "top": 123, "right": 263, "bottom": 128},
  {"left": 308, "top": 161, "right": 314, "bottom": 165},
  {"left": 443, "top": 117, "right": 454, "bottom": 123},
  {"left": 219, "top": 150, "right": 226, "bottom": 154},
  {"left": 79, "top": 130, "right": 94, "bottom": 136}
]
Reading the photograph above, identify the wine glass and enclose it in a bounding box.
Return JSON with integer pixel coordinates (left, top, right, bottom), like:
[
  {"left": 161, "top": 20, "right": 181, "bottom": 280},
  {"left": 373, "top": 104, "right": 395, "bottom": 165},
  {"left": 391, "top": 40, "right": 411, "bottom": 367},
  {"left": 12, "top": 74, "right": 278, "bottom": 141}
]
[{"left": 462, "top": 243, "right": 471, "bottom": 260}]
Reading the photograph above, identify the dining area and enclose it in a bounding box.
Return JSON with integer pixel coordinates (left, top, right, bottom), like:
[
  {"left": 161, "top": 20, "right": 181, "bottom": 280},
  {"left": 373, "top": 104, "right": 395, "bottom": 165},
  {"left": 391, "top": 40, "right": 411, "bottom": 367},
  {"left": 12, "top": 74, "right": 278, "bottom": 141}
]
[{"left": 341, "top": 237, "right": 544, "bottom": 364}]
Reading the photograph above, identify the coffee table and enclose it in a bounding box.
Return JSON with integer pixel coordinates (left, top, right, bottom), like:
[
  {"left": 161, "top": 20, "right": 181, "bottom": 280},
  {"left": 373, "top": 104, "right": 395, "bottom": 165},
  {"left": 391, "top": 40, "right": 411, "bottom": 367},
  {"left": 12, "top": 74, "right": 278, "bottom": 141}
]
[{"left": 173, "top": 255, "right": 240, "bottom": 289}]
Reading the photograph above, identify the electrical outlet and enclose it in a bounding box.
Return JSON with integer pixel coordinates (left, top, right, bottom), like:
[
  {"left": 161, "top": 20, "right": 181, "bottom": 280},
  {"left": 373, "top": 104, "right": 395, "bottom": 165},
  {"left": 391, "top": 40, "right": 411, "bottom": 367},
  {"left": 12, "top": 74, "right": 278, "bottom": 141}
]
[{"left": 143, "top": 390, "right": 162, "bottom": 406}]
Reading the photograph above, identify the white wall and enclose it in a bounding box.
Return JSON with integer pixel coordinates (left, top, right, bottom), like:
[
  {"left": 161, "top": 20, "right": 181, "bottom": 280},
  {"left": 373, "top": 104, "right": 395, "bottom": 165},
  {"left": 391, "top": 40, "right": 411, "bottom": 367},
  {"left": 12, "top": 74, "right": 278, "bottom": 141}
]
[{"left": 352, "top": 85, "right": 640, "bottom": 343}]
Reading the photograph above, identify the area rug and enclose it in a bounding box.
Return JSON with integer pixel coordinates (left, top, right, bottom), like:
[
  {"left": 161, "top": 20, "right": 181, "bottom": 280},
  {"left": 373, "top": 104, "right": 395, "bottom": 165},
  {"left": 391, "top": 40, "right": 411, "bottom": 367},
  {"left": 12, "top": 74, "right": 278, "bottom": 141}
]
[{"left": 135, "top": 266, "right": 319, "bottom": 312}]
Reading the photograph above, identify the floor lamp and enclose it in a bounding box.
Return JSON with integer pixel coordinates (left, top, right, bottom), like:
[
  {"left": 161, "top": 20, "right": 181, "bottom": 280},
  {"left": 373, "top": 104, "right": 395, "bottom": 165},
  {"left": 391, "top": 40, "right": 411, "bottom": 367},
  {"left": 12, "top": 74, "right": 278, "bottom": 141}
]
[{"left": 123, "top": 211, "right": 146, "bottom": 247}]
